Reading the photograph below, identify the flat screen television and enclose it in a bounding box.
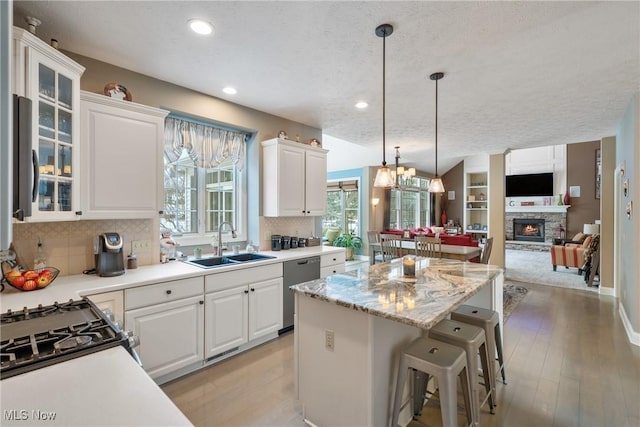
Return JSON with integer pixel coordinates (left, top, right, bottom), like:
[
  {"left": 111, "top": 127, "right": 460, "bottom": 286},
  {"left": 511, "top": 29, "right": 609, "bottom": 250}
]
[{"left": 505, "top": 172, "right": 554, "bottom": 197}]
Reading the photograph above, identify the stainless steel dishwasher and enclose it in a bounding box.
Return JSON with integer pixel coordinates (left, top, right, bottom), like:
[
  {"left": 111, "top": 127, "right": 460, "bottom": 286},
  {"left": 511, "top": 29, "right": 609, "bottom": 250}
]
[{"left": 280, "top": 256, "right": 321, "bottom": 334}]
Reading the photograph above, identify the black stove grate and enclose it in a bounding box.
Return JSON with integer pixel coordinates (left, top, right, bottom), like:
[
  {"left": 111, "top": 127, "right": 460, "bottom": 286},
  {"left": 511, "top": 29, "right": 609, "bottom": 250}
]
[{"left": 0, "top": 298, "right": 128, "bottom": 380}]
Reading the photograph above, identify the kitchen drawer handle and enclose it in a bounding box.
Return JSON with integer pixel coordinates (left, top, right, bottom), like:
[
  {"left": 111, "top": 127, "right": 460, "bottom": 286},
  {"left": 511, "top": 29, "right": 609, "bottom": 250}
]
[{"left": 166, "top": 290, "right": 172, "bottom": 295}]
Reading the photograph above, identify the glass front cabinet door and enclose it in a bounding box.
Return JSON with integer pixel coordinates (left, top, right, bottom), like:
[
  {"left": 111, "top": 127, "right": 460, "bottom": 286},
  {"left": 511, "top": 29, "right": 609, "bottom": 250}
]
[{"left": 13, "top": 27, "right": 85, "bottom": 221}]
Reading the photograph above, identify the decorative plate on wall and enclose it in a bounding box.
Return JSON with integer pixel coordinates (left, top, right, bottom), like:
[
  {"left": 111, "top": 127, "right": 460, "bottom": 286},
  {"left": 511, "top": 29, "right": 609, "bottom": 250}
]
[{"left": 103, "top": 82, "right": 132, "bottom": 101}]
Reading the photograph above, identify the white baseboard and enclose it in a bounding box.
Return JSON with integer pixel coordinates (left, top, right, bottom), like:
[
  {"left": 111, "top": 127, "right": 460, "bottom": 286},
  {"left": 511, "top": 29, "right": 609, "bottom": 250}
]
[
  {"left": 599, "top": 286, "right": 615, "bottom": 296},
  {"left": 619, "top": 303, "right": 640, "bottom": 347}
]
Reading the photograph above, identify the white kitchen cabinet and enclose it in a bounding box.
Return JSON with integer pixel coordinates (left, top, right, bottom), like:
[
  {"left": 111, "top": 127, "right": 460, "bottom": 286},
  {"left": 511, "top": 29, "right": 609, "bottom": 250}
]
[
  {"left": 320, "top": 250, "right": 346, "bottom": 278},
  {"left": 124, "top": 277, "right": 204, "bottom": 380},
  {"left": 12, "top": 27, "right": 85, "bottom": 221},
  {"left": 88, "top": 290, "right": 124, "bottom": 326},
  {"left": 80, "top": 91, "right": 168, "bottom": 219},
  {"left": 204, "top": 285, "right": 248, "bottom": 357},
  {"left": 262, "top": 138, "right": 328, "bottom": 216},
  {"left": 204, "top": 263, "right": 283, "bottom": 359}
]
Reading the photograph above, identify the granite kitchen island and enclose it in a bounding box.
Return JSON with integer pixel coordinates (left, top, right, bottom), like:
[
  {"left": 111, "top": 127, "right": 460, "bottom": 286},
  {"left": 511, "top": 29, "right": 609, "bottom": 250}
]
[{"left": 291, "top": 257, "right": 503, "bottom": 427}]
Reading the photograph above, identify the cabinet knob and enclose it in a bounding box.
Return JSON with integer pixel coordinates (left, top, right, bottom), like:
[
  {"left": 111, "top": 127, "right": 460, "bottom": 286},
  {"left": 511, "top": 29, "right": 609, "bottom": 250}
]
[
  {"left": 166, "top": 290, "right": 172, "bottom": 295},
  {"left": 244, "top": 289, "right": 249, "bottom": 294},
  {"left": 332, "top": 270, "right": 336, "bottom": 273},
  {"left": 199, "top": 300, "right": 204, "bottom": 305},
  {"left": 306, "top": 210, "right": 310, "bottom": 214},
  {"left": 158, "top": 210, "right": 164, "bottom": 215},
  {"left": 251, "top": 288, "right": 255, "bottom": 292},
  {"left": 332, "top": 258, "right": 336, "bottom": 261},
  {"left": 75, "top": 211, "right": 83, "bottom": 216}
]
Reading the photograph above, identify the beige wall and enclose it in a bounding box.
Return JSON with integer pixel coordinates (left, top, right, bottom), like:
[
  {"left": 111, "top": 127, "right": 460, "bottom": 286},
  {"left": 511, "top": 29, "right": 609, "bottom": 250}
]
[
  {"left": 442, "top": 161, "right": 464, "bottom": 227},
  {"left": 600, "top": 136, "right": 616, "bottom": 289},
  {"left": 489, "top": 154, "right": 505, "bottom": 268},
  {"left": 566, "top": 140, "right": 602, "bottom": 237}
]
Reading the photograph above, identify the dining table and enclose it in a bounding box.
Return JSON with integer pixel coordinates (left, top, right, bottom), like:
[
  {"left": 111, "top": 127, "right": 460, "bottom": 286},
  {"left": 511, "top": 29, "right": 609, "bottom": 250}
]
[{"left": 370, "top": 236, "right": 482, "bottom": 263}]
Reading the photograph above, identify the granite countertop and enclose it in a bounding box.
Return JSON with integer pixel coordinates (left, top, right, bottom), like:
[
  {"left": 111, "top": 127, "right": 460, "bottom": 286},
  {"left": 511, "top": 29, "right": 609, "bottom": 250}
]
[{"left": 291, "top": 257, "right": 503, "bottom": 329}]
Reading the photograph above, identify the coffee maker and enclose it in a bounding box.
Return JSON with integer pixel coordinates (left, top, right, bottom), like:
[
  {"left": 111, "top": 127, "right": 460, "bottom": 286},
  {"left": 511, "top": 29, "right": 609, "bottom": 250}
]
[{"left": 95, "top": 232, "right": 125, "bottom": 277}]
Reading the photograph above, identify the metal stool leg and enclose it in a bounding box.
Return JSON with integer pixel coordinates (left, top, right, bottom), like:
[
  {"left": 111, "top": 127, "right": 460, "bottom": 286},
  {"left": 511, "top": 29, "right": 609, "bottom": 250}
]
[{"left": 495, "top": 322, "right": 506, "bottom": 384}]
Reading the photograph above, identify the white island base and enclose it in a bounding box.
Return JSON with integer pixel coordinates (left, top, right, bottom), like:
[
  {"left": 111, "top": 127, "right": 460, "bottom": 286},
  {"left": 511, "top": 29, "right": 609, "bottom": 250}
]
[{"left": 294, "top": 271, "right": 503, "bottom": 427}]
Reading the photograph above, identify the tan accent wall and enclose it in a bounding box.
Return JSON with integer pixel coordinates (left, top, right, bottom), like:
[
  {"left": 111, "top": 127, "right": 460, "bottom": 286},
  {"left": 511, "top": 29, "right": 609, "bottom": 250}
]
[
  {"left": 442, "top": 161, "right": 464, "bottom": 227},
  {"left": 600, "top": 136, "right": 616, "bottom": 289},
  {"left": 489, "top": 154, "right": 505, "bottom": 268},
  {"left": 566, "top": 140, "right": 601, "bottom": 236}
]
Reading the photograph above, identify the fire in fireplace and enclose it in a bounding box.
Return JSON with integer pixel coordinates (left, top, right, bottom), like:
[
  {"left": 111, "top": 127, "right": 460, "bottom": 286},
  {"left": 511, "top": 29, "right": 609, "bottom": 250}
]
[{"left": 513, "top": 218, "right": 545, "bottom": 242}]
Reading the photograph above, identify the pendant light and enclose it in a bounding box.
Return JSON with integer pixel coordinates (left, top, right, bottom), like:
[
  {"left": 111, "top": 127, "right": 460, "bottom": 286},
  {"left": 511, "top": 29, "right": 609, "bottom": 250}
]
[
  {"left": 428, "top": 72, "right": 445, "bottom": 193},
  {"left": 373, "top": 24, "right": 395, "bottom": 188}
]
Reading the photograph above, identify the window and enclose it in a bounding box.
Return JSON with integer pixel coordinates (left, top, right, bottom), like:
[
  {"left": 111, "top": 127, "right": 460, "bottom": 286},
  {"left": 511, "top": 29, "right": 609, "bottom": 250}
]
[
  {"left": 162, "top": 116, "right": 248, "bottom": 245},
  {"left": 388, "top": 177, "right": 433, "bottom": 229},
  {"left": 323, "top": 180, "right": 360, "bottom": 235}
]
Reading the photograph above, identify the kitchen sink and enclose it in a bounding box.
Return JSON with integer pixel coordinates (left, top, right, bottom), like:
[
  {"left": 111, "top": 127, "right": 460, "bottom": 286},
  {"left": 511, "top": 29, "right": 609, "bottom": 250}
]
[
  {"left": 224, "top": 253, "right": 276, "bottom": 262},
  {"left": 185, "top": 257, "right": 239, "bottom": 268},
  {"left": 184, "top": 253, "right": 275, "bottom": 269}
]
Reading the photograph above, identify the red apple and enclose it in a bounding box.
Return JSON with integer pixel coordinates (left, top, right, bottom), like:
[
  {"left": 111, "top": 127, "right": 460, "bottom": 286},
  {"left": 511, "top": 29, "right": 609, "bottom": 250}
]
[
  {"left": 23, "top": 270, "right": 39, "bottom": 280},
  {"left": 37, "top": 275, "right": 51, "bottom": 288},
  {"left": 23, "top": 279, "right": 37, "bottom": 291},
  {"left": 39, "top": 269, "right": 52, "bottom": 277},
  {"left": 5, "top": 270, "right": 21, "bottom": 280},
  {"left": 10, "top": 276, "right": 26, "bottom": 288}
]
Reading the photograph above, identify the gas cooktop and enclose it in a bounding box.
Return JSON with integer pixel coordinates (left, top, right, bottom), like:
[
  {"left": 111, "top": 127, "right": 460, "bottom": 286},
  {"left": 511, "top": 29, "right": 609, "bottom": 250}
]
[{"left": 1, "top": 299, "right": 131, "bottom": 379}]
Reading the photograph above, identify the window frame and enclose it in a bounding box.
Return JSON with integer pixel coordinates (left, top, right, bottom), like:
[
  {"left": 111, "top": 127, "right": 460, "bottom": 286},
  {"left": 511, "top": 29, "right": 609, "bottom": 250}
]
[
  {"left": 323, "top": 178, "right": 361, "bottom": 236},
  {"left": 161, "top": 119, "right": 248, "bottom": 247}
]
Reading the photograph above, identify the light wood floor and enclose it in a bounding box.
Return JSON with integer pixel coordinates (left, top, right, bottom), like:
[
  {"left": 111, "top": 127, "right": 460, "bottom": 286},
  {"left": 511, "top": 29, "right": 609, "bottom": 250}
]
[{"left": 162, "top": 282, "right": 640, "bottom": 427}]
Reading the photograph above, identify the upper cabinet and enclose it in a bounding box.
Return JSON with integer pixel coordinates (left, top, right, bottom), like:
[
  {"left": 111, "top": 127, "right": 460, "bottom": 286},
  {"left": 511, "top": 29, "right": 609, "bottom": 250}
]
[
  {"left": 262, "top": 138, "right": 327, "bottom": 217},
  {"left": 13, "top": 27, "right": 85, "bottom": 221},
  {"left": 80, "top": 91, "right": 168, "bottom": 219}
]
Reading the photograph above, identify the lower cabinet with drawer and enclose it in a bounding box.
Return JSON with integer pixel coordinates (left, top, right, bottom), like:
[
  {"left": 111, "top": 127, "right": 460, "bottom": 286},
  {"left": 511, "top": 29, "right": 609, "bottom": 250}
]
[
  {"left": 124, "top": 277, "right": 205, "bottom": 381},
  {"left": 320, "top": 250, "right": 346, "bottom": 277},
  {"left": 204, "top": 263, "right": 283, "bottom": 359}
]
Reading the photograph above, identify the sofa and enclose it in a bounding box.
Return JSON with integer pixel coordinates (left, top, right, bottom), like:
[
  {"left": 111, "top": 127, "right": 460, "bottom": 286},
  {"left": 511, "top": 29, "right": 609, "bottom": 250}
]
[
  {"left": 382, "top": 228, "right": 479, "bottom": 247},
  {"left": 550, "top": 234, "right": 595, "bottom": 274}
]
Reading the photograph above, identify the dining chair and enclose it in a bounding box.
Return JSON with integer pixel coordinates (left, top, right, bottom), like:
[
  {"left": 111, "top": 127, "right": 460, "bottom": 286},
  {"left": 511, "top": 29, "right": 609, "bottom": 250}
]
[
  {"left": 480, "top": 237, "right": 493, "bottom": 264},
  {"left": 414, "top": 236, "right": 442, "bottom": 258},
  {"left": 380, "top": 234, "right": 403, "bottom": 261},
  {"left": 367, "top": 231, "right": 383, "bottom": 264}
]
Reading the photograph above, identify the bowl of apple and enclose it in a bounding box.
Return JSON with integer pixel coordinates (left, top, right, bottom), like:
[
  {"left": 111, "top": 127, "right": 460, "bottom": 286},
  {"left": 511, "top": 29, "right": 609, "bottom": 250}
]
[{"left": 2, "top": 267, "right": 60, "bottom": 292}]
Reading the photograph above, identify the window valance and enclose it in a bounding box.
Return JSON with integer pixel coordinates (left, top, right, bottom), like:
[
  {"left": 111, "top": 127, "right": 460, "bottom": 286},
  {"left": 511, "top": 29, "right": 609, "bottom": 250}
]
[{"left": 164, "top": 116, "right": 248, "bottom": 170}]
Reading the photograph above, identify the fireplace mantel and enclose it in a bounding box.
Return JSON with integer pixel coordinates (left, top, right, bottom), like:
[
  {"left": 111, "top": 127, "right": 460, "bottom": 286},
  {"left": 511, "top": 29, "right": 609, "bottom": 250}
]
[{"left": 505, "top": 205, "right": 570, "bottom": 213}]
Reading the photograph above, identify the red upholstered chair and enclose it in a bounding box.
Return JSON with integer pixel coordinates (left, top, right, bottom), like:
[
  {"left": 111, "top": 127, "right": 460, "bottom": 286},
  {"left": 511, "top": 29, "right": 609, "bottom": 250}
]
[{"left": 550, "top": 235, "right": 594, "bottom": 274}]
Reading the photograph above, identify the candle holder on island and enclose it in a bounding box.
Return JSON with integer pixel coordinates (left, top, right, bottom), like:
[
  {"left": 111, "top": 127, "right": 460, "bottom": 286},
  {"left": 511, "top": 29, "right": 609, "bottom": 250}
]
[{"left": 402, "top": 255, "right": 416, "bottom": 277}]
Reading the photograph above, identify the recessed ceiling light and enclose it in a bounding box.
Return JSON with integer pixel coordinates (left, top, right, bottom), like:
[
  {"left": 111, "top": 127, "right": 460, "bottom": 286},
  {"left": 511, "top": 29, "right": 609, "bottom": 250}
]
[
  {"left": 355, "top": 101, "right": 368, "bottom": 109},
  {"left": 188, "top": 19, "right": 213, "bottom": 35},
  {"left": 222, "top": 87, "right": 237, "bottom": 95}
]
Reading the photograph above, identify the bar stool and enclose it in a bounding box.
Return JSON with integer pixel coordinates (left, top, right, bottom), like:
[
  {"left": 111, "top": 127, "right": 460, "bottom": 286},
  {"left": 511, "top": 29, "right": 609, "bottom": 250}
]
[
  {"left": 429, "top": 319, "right": 495, "bottom": 426},
  {"left": 391, "top": 336, "right": 473, "bottom": 427},
  {"left": 451, "top": 305, "right": 506, "bottom": 385}
]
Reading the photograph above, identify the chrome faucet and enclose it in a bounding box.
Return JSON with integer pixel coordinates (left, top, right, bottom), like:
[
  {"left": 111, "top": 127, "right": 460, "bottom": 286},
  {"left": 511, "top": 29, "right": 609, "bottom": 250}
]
[{"left": 217, "top": 222, "right": 237, "bottom": 256}]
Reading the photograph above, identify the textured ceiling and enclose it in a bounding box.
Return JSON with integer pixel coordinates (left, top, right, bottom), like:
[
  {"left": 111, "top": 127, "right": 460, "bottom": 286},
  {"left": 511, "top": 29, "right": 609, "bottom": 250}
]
[{"left": 12, "top": 1, "right": 640, "bottom": 174}]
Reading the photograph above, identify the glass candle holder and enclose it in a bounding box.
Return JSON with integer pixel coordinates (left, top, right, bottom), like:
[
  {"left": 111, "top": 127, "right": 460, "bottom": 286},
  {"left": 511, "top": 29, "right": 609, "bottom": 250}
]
[{"left": 402, "top": 255, "right": 416, "bottom": 277}]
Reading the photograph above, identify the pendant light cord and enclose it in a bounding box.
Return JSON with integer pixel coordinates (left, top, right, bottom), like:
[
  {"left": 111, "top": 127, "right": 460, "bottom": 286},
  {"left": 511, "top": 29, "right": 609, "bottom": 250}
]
[
  {"left": 434, "top": 76, "right": 438, "bottom": 176},
  {"left": 382, "top": 28, "right": 387, "bottom": 167}
]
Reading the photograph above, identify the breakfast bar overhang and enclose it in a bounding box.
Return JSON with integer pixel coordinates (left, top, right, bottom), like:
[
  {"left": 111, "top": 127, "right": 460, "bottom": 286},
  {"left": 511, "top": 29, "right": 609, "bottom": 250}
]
[{"left": 292, "top": 257, "right": 503, "bottom": 427}]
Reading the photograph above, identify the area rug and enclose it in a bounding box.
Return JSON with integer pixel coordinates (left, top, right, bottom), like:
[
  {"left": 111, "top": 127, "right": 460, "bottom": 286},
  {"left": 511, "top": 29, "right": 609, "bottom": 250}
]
[
  {"left": 503, "top": 280, "right": 529, "bottom": 321},
  {"left": 505, "top": 249, "right": 597, "bottom": 293}
]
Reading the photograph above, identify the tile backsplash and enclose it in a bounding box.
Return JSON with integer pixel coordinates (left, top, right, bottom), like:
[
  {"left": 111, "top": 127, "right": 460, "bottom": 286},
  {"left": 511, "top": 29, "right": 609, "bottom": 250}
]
[
  {"left": 259, "top": 216, "right": 319, "bottom": 250},
  {"left": 12, "top": 219, "right": 157, "bottom": 276}
]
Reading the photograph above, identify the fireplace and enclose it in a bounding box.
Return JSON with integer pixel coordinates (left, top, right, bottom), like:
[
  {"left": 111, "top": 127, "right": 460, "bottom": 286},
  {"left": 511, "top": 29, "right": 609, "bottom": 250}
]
[{"left": 513, "top": 218, "right": 545, "bottom": 242}]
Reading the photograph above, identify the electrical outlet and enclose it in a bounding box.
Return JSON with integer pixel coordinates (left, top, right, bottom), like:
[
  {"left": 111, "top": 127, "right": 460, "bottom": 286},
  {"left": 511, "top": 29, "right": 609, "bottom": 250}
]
[
  {"left": 132, "top": 240, "right": 152, "bottom": 252},
  {"left": 325, "top": 329, "right": 334, "bottom": 351}
]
